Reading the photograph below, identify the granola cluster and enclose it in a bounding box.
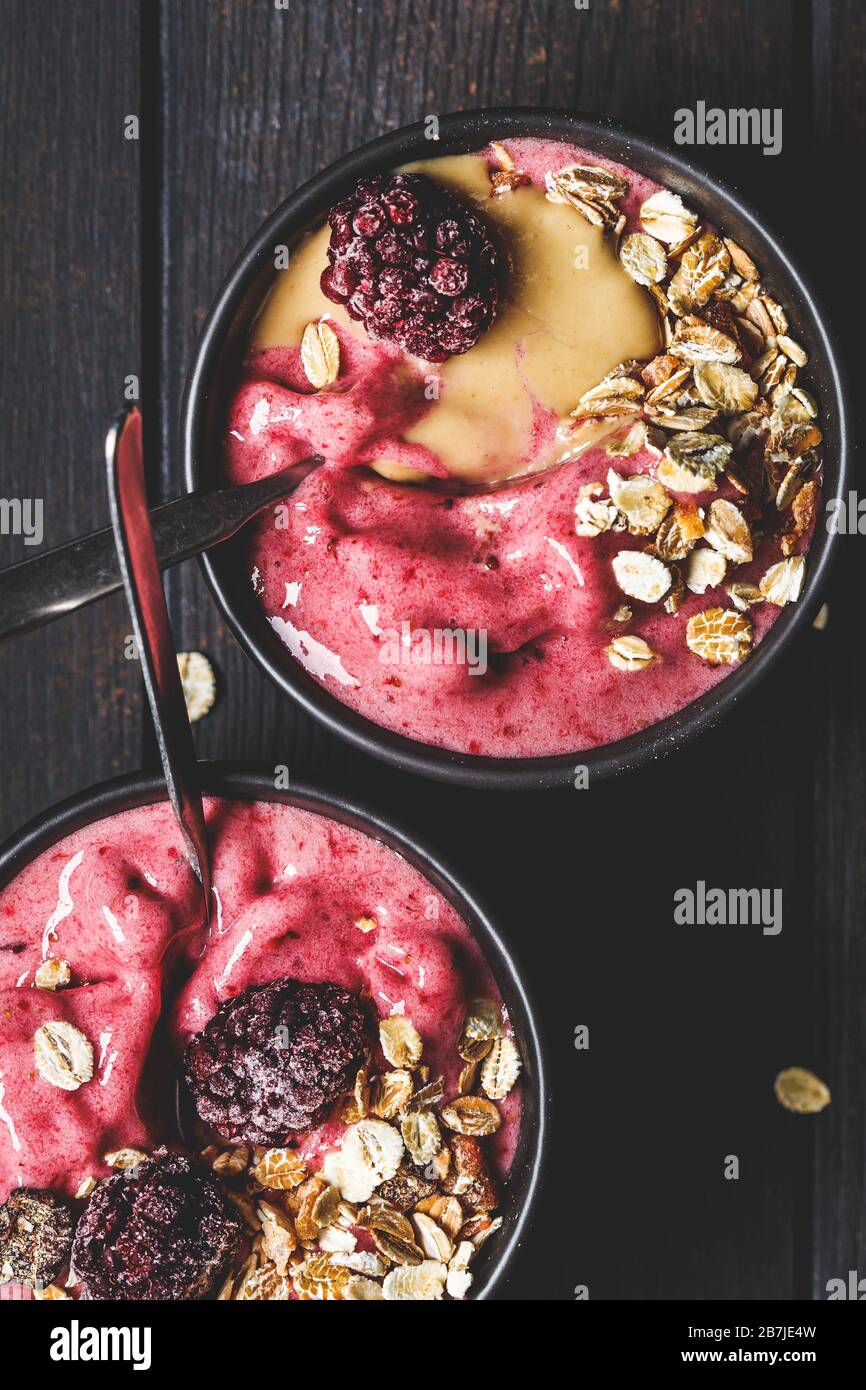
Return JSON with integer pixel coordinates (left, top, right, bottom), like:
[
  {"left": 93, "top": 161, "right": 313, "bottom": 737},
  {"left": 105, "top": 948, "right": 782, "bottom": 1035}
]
[
  {"left": 7, "top": 995, "right": 519, "bottom": 1302},
  {"left": 13, "top": 934, "right": 519, "bottom": 1302},
  {"left": 495, "top": 152, "right": 822, "bottom": 672},
  {"left": 203, "top": 997, "right": 520, "bottom": 1302}
]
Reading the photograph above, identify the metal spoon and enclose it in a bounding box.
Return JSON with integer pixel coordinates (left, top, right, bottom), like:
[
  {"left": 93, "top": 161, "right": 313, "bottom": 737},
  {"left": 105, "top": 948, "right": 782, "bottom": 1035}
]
[
  {"left": 0, "top": 449, "right": 321, "bottom": 640},
  {"left": 0, "top": 419, "right": 583, "bottom": 644},
  {"left": 106, "top": 406, "right": 212, "bottom": 921}
]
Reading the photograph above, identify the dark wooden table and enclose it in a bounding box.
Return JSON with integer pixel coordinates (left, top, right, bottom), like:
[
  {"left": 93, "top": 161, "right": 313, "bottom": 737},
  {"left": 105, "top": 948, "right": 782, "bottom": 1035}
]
[{"left": 1, "top": 0, "right": 863, "bottom": 1301}]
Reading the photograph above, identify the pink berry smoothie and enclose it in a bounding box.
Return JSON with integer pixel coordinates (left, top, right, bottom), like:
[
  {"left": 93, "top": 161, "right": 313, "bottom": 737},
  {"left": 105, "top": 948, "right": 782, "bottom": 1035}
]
[
  {"left": 223, "top": 137, "right": 814, "bottom": 758},
  {"left": 0, "top": 798, "right": 520, "bottom": 1205}
]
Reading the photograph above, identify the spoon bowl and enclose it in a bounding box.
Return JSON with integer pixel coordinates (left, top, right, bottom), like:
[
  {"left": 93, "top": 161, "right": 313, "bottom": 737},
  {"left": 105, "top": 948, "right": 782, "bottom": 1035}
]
[{"left": 106, "top": 407, "right": 213, "bottom": 916}]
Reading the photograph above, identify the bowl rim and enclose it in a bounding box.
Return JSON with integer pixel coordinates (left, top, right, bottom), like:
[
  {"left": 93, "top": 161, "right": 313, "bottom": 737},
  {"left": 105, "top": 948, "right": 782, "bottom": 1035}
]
[
  {"left": 0, "top": 760, "right": 548, "bottom": 1301},
  {"left": 182, "top": 106, "right": 849, "bottom": 789}
]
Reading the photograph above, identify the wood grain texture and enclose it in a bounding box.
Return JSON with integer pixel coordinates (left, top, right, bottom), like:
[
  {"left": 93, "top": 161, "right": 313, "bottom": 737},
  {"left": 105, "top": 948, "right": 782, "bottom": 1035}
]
[
  {"left": 807, "top": 0, "right": 866, "bottom": 1303},
  {"left": 0, "top": 0, "right": 862, "bottom": 1301},
  {"left": 0, "top": 0, "right": 142, "bottom": 838}
]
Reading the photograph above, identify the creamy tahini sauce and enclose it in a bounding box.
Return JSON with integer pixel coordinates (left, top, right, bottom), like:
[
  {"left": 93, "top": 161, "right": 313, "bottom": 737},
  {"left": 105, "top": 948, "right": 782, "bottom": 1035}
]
[{"left": 253, "top": 153, "right": 660, "bottom": 483}]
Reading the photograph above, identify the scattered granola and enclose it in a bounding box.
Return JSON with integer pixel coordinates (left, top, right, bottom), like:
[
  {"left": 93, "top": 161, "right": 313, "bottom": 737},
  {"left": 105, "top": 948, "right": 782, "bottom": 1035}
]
[
  {"left": 440, "top": 1096, "right": 502, "bottom": 1137},
  {"left": 575, "top": 487, "right": 620, "bottom": 537},
  {"left": 572, "top": 370, "right": 645, "bottom": 421},
  {"left": 34, "top": 958, "right": 71, "bottom": 991},
  {"left": 401, "top": 1109, "right": 442, "bottom": 1164},
  {"left": 607, "top": 468, "right": 671, "bottom": 534},
  {"left": 379, "top": 1015, "right": 423, "bottom": 1069},
  {"left": 703, "top": 499, "right": 753, "bottom": 565},
  {"left": 605, "top": 418, "right": 652, "bottom": 457},
  {"left": 446, "top": 1250, "right": 474, "bottom": 1299},
  {"left": 257, "top": 1202, "right": 297, "bottom": 1275},
  {"left": 323, "top": 1118, "right": 404, "bottom": 1203},
  {"left": 252, "top": 1147, "right": 307, "bottom": 1190},
  {"left": 212, "top": 1144, "right": 250, "bottom": 1178},
  {"left": 658, "top": 432, "right": 732, "bottom": 493},
  {"left": 236, "top": 1259, "right": 293, "bottom": 1301},
  {"left": 487, "top": 141, "right": 532, "bottom": 197},
  {"left": 301, "top": 318, "right": 341, "bottom": 389},
  {"left": 654, "top": 503, "right": 705, "bottom": 561},
  {"left": 103, "top": 1148, "right": 148, "bottom": 1170},
  {"left": 546, "top": 162, "right": 628, "bottom": 231},
  {"left": 443, "top": 1136, "right": 497, "bottom": 1213},
  {"left": 480, "top": 1036, "right": 522, "bottom": 1099},
  {"left": 33, "top": 1020, "right": 94, "bottom": 1092},
  {"left": 760, "top": 555, "right": 805, "bottom": 606},
  {"left": 176, "top": 652, "right": 216, "bottom": 723},
  {"left": 639, "top": 189, "right": 698, "bottom": 246},
  {"left": 383, "top": 1259, "right": 447, "bottom": 1300},
  {"left": 781, "top": 479, "right": 819, "bottom": 556},
  {"left": 370, "top": 1069, "right": 414, "bottom": 1119},
  {"left": 412, "top": 1211, "right": 454, "bottom": 1262},
  {"left": 667, "top": 233, "right": 731, "bottom": 315},
  {"left": 693, "top": 361, "right": 759, "bottom": 414},
  {"left": 458, "top": 998, "right": 503, "bottom": 1058},
  {"left": 684, "top": 547, "right": 726, "bottom": 594},
  {"left": 619, "top": 233, "right": 668, "bottom": 287},
  {"left": 669, "top": 316, "right": 740, "bottom": 365},
  {"left": 605, "top": 634, "right": 657, "bottom": 672},
  {"left": 0, "top": 1188, "right": 74, "bottom": 1288},
  {"left": 344, "top": 1273, "right": 385, "bottom": 1299},
  {"left": 774, "top": 1067, "right": 831, "bottom": 1115},
  {"left": 726, "top": 581, "right": 763, "bottom": 612},
  {"left": 686, "top": 608, "right": 753, "bottom": 665},
  {"left": 611, "top": 550, "right": 672, "bottom": 604}
]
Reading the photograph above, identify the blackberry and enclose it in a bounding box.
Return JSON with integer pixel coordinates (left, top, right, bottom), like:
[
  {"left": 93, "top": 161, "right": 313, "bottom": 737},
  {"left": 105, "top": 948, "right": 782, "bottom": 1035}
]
[
  {"left": 72, "top": 1150, "right": 242, "bottom": 1301},
  {"left": 320, "top": 172, "right": 500, "bottom": 362},
  {"left": 0, "top": 1187, "right": 74, "bottom": 1288},
  {"left": 183, "top": 978, "right": 371, "bottom": 1144}
]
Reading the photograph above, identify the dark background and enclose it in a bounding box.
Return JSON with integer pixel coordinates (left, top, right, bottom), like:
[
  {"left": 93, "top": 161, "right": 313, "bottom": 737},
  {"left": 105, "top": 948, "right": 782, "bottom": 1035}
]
[{"left": 0, "top": 0, "right": 863, "bottom": 1300}]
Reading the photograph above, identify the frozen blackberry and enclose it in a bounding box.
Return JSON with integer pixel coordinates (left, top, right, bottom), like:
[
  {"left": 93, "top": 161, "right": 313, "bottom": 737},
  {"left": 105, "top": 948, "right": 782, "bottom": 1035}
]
[
  {"left": 184, "top": 977, "right": 372, "bottom": 1144},
  {"left": 72, "top": 1150, "right": 242, "bottom": 1301},
  {"left": 320, "top": 172, "right": 500, "bottom": 362},
  {"left": 0, "top": 1187, "right": 74, "bottom": 1288}
]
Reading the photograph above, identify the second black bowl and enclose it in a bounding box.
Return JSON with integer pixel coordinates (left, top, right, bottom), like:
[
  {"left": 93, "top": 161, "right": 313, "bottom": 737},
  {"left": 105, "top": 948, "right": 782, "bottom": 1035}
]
[{"left": 0, "top": 762, "right": 547, "bottom": 1300}]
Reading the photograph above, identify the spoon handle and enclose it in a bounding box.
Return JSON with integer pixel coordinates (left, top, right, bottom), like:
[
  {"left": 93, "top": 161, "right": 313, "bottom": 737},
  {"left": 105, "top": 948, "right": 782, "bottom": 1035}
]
[
  {"left": 106, "top": 407, "right": 212, "bottom": 915},
  {"left": 0, "top": 456, "right": 320, "bottom": 641}
]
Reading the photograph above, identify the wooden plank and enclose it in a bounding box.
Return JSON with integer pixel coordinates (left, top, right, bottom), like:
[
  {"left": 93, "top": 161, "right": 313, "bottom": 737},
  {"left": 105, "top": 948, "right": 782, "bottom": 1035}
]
[
  {"left": 808, "top": 0, "right": 866, "bottom": 1302},
  {"left": 0, "top": 0, "right": 142, "bottom": 841}
]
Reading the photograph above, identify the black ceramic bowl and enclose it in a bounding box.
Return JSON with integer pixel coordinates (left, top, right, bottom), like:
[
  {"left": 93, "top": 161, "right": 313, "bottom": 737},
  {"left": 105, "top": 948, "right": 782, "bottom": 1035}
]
[
  {"left": 183, "top": 108, "right": 848, "bottom": 789},
  {"left": 0, "top": 762, "right": 546, "bottom": 1301}
]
